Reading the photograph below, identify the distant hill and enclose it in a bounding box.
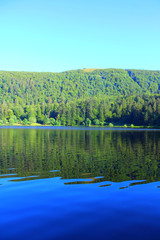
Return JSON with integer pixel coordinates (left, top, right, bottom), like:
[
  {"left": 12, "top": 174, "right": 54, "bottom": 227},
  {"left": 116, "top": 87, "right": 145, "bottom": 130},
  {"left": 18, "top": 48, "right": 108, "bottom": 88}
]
[
  {"left": 0, "top": 68, "right": 160, "bottom": 104},
  {"left": 0, "top": 68, "right": 160, "bottom": 126}
]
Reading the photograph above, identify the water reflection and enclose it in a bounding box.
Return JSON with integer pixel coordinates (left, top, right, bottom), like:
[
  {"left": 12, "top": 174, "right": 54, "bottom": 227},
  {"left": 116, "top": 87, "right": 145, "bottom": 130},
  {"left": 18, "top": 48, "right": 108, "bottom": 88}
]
[
  {"left": 99, "top": 184, "right": 111, "bottom": 187},
  {"left": 0, "top": 128, "right": 160, "bottom": 188}
]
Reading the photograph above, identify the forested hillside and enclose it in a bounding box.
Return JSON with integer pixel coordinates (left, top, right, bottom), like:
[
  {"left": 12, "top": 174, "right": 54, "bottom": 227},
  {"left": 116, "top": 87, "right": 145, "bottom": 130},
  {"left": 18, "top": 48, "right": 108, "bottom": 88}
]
[{"left": 0, "top": 68, "right": 160, "bottom": 126}]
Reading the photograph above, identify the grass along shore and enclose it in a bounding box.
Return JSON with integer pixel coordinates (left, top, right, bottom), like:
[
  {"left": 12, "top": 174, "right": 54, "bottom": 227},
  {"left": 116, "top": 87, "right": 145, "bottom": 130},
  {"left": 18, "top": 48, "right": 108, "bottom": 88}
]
[{"left": 0, "top": 122, "right": 160, "bottom": 129}]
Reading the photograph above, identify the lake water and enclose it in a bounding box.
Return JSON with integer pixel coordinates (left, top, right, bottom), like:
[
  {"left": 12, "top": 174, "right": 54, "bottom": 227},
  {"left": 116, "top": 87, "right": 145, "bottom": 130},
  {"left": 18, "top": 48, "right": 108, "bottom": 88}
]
[{"left": 0, "top": 127, "right": 160, "bottom": 240}]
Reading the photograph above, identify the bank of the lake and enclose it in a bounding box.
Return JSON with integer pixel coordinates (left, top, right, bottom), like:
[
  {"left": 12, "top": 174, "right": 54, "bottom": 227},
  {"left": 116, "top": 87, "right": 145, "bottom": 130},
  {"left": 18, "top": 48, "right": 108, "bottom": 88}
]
[{"left": 0, "top": 123, "right": 160, "bottom": 129}]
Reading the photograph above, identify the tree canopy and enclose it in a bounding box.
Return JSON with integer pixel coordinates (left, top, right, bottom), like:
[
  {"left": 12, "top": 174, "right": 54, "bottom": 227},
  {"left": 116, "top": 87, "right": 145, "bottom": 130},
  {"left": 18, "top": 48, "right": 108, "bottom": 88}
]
[{"left": 0, "top": 68, "right": 160, "bottom": 126}]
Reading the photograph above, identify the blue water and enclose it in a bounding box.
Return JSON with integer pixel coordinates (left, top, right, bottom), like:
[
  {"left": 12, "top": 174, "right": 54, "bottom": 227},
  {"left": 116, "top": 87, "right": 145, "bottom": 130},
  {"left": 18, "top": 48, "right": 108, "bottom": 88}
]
[{"left": 0, "top": 128, "right": 160, "bottom": 240}]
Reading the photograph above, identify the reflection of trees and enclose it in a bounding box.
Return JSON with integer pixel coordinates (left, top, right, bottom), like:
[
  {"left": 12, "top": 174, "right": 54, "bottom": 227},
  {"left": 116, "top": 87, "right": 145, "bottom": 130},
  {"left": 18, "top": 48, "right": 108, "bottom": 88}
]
[{"left": 0, "top": 128, "right": 160, "bottom": 183}]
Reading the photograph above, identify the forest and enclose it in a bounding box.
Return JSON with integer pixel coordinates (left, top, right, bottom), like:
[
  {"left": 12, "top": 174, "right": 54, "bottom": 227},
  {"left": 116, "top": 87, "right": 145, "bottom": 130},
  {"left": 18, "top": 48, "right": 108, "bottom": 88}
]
[{"left": 0, "top": 68, "right": 160, "bottom": 126}]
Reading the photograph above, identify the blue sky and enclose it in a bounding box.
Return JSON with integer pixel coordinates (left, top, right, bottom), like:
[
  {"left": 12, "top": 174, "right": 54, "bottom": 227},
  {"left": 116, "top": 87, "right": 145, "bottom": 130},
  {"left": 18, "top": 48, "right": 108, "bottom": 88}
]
[{"left": 0, "top": 0, "right": 160, "bottom": 72}]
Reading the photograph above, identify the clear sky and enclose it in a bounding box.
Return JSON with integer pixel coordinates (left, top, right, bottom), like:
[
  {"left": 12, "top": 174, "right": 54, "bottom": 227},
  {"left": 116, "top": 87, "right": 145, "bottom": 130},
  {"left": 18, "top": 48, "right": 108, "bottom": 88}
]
[{"left": 0, "top": 0, "right": 160, "bottom": 72}]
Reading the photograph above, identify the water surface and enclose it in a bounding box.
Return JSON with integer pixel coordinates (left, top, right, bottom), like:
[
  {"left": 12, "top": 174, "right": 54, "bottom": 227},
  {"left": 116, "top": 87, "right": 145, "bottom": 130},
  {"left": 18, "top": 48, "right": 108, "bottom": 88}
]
[{"left": 0, "top": 127, "right": 160, "bottom": 240}]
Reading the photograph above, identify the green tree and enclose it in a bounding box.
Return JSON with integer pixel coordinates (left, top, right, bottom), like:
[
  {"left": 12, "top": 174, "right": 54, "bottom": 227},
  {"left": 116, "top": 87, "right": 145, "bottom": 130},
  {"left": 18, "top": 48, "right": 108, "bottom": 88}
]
[{"left": 85, "top": 118, "right": 91, "bottom": 126}]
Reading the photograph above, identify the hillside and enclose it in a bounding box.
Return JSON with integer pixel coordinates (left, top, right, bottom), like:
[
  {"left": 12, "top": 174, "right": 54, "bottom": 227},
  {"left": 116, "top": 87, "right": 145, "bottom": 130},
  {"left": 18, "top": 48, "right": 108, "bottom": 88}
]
[
  {"left": 0, "top": 69, "right": 160, "bottom": 104},
  {"left": 0, "top": 68, "right": 160, "bottom": 126}
]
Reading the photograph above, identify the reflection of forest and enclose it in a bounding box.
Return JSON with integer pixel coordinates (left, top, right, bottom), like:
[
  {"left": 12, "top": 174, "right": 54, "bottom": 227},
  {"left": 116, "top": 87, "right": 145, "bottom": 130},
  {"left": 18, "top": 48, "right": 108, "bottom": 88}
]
[{"left": 0, "top": 129, "right": 160, "bottom": 183}]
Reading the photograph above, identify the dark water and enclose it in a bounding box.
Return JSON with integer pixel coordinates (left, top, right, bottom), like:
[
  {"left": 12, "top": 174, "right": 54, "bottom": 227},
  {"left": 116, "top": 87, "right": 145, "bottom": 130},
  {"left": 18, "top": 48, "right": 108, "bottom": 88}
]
[{"left": 0, "top": 127, "right": 160, "bottom": 240}]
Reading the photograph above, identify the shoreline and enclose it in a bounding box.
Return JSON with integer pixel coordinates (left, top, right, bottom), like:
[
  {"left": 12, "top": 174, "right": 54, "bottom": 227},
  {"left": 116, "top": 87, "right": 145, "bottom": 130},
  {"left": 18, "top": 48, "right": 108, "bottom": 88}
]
[{"left": 0, "top": 124, "right": 160, "bottom": 130}]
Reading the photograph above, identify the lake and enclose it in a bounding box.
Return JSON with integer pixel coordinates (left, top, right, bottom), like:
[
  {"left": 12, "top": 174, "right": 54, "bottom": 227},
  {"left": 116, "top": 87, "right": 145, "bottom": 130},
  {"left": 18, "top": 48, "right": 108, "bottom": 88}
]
[{"left": 0, "top": 127, "right": 160, "bottom": 240}]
